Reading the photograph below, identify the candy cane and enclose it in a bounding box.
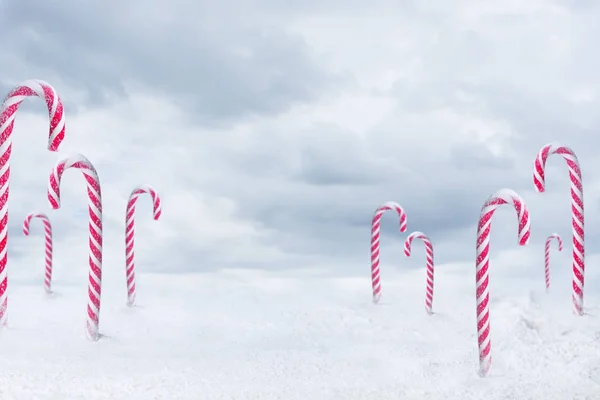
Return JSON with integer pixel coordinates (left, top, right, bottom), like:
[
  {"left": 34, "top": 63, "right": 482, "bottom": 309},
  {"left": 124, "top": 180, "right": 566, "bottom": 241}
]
[
  {"left": 534, "top": 143, "right": 584, "bottom": 315},
  {"left": 125, "top": 184, "right": 162, "bottom": 306},
  {"left": 476, "top": 188, "right": 530, "bottom": 377},
  {"left": 22, "top": 212, "right": 53, "bottom": 294},
  {"left": 0, "top": 80, "right": 65, "bottom": 326},
  {"left": 48, "top": 154, "right": 102, "bottom": 341},
  {"left": 545, "top": 233, "right": 563, "bottom": 292},
  {"left": 403, "top": 231, "right": 435, "bottom": 314},
  {"left": 371, "top": 201, "right": 407, "bottom": 303}
]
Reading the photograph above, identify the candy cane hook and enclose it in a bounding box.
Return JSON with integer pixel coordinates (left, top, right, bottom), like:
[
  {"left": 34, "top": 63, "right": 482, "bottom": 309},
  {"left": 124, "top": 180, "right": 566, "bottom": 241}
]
[
  {"left": 476, "top": 188, "right": 530, "bottom": 377},
  {"left": 125, "top": 184, "right": 162, "bottom": 306},
  {"left": 0, "top": 80, "right": 66, "bottom": 326},
  {"left": 534, "top": 143, "right": 584, "bottom": 315},
  {"left": 545, "top": 233, "right": 563, "bottom": 292},
  {"left": 404, "top": 231, "right": 435, "bottom": 314},
  {"left": 371, "top": 201, "right": 407, "bottom": 304},
  {"left": 48, "top": 154, "right": 102, "bottom": 341},
  {"left": 22, "top": 212, "right": 53, "bottom": 294}
]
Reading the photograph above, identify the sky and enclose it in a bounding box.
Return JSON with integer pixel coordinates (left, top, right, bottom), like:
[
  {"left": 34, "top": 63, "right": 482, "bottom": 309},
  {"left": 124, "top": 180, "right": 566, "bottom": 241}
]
[{"left": 1, "top": 0, "right": 600, "bottom": 293}]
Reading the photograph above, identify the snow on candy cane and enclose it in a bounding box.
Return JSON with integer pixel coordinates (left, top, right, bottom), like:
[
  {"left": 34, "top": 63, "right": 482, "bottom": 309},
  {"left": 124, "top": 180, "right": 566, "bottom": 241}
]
[
  {"left": 22, "top": 212, "right": 54, "bottom": 294},
  {"left": 534, "top": 143, "right": 584, "bottom": 315},
  {"left": 0, "top": 79, "right": 66, "bottom": 326},
  {"left": 125, "top": 184, "right": 162, "bottom": 306},
  {"left": 403, "top": 231, "right": 435, "bottom": 314},
  {"left": 371, "top": 201, "right": 407, "bottom": 304},
  {"left": 48, "top": 154, "right": 103, "bottom": 341},
  {"left": 476, "top": 188, "right": 530, "bottom": 377},
  {"left": 545, "top": 233, "right": 563, "bottom": 292}
]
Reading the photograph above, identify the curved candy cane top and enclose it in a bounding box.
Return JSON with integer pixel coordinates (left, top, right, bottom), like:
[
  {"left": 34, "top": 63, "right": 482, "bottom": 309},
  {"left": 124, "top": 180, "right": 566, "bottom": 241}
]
[
  {"left": 128, "top": 184, "right": 162, "bottom": 220},
  {"left": 534, "top": 143, "right": 582, "bottom": 193},
  {"left": 22, "top": 212, "right": 51, "bottom": 236},
  {"left": 546, "top": 233, "right": 563, "bottom": 251},
  {"left": 403, "top": 231, "right": 431, "bottom": 257},
  {"left": 1, "top": 79, "right": 66, "bottom": 150},
  {"left": 47, "top": 154, "right": 101, "bottom": 212},
  {"left": 372, "top": 201, "right": 407, "bottom": 232},
  {"left": 478, "top": 189, "right": 530, "bottom": 247}
]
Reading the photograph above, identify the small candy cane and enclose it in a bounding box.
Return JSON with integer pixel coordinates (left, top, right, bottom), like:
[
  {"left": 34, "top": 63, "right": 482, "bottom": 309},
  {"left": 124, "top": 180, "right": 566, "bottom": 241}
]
[
  {"left": 545, "top": 233, "right": 563, "bottom": 292},
  {"left": 22, "top": 212, "right": 54, "bottom": 294},
  {"left": 371, "top": 201, "right": 407, "bottom": 303},
  {"left": 125, "top": 184, "right": 162, "bottom": 306},
  {"left": 404, "top": 231, "right": 434, "bottom": 314}
]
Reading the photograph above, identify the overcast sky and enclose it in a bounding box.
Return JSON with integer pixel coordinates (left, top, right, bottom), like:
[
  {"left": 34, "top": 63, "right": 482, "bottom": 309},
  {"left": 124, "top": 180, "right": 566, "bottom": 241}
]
[{"left": 1, "top": 0, "right": 600, "bottom": 295}]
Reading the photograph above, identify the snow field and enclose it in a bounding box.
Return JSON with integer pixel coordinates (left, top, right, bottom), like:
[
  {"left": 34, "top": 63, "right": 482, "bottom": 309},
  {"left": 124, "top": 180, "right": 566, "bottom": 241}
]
[{"left": 0, "top": 263, "right": 598, "bottom": 399}]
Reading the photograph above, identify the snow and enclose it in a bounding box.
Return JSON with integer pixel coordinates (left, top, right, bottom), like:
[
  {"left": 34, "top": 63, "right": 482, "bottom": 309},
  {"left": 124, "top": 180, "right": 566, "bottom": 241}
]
[{"left": 0, "top": 261, "right": 599, "bottom": 399}]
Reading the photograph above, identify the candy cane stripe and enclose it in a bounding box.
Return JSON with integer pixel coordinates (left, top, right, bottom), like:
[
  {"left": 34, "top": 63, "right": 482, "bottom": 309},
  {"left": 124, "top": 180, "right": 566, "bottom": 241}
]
[
  {"left": 475, "top": 188, "right": 530, "bottom": 377},
  {"left": 371, "top": 201, "right": 407, "bottom": 303},
  {"left": 48, "top": 153, "right": 102, "bottom": 341}
]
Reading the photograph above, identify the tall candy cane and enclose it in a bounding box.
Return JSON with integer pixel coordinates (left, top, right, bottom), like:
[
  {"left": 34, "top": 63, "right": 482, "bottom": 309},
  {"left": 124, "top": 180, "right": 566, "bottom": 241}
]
[
  {"left": 534, "top": 143, "right": 584, "bottom": 314},
  {"left": 476, "top": 188, "right": 530, "bottom": 377},
  {"left": 125, "top": 184, "right": 162, "bottom": 306},
  {"left": 48, "top": 154, "right": 102, "bottom": 341},
  {"left": 544, "top": 233, "right": 563, "bottom": 292},
  {"left": 22, "top": 212, "right": 53, "bottom": 294},
  {"left": 403, "top": 231, "right": 435, "bottom": 314},
  {"left": 0, "top": 80, "right": 66, "bottom": 326},
  {"left": 371, "top": 201, "right": 407, "bottom": 303}
]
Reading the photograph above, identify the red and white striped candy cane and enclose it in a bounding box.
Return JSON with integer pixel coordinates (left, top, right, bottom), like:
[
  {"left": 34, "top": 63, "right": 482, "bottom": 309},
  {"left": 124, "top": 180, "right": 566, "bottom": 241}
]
[
  {"left": 403, "top": 231, "right": 435, "bottom": 314},
  {"left": 0, "top": 80, "right": 65, "bottom": 326},
  {"left": 22, "top": 212, "right": 53, "bottom": 294},
  {"left": 371, "top": 201, "right": 407, "bottom": 303},
  {"left": 476, "top": 188, "right": 530, "bottom": 377},
  {"left": 125, "top": 184, "right": 162, "bottom": 306},
  {"left": 534, "top": 143, "right": 584, "bottom": 315},
  {"left": 47, "top": 154, "right": 102, "bottom": 341},
  {"left": 545, "top": 233, "right": 563, "bottom": 292}
]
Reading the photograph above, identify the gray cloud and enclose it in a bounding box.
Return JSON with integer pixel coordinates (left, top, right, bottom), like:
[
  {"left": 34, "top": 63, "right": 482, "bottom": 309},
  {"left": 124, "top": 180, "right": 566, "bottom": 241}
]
[
  {"left": 450, "top": 142, "right": 515, "bottom": 171},
  {"left": 200, "top": 120, "right": 523, "bottom": 267},
  {"left": 2, "top": 0, "right": 600, "bottom": 290},
  {"left": 0, "top": 0, "right": 340, "bottom": 123}
]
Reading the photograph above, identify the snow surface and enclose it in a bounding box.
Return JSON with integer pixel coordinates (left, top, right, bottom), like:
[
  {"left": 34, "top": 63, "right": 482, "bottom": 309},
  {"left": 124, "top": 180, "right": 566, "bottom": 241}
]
[{"left": 1, "top": 260, "right": 599, "bottom": 399}]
